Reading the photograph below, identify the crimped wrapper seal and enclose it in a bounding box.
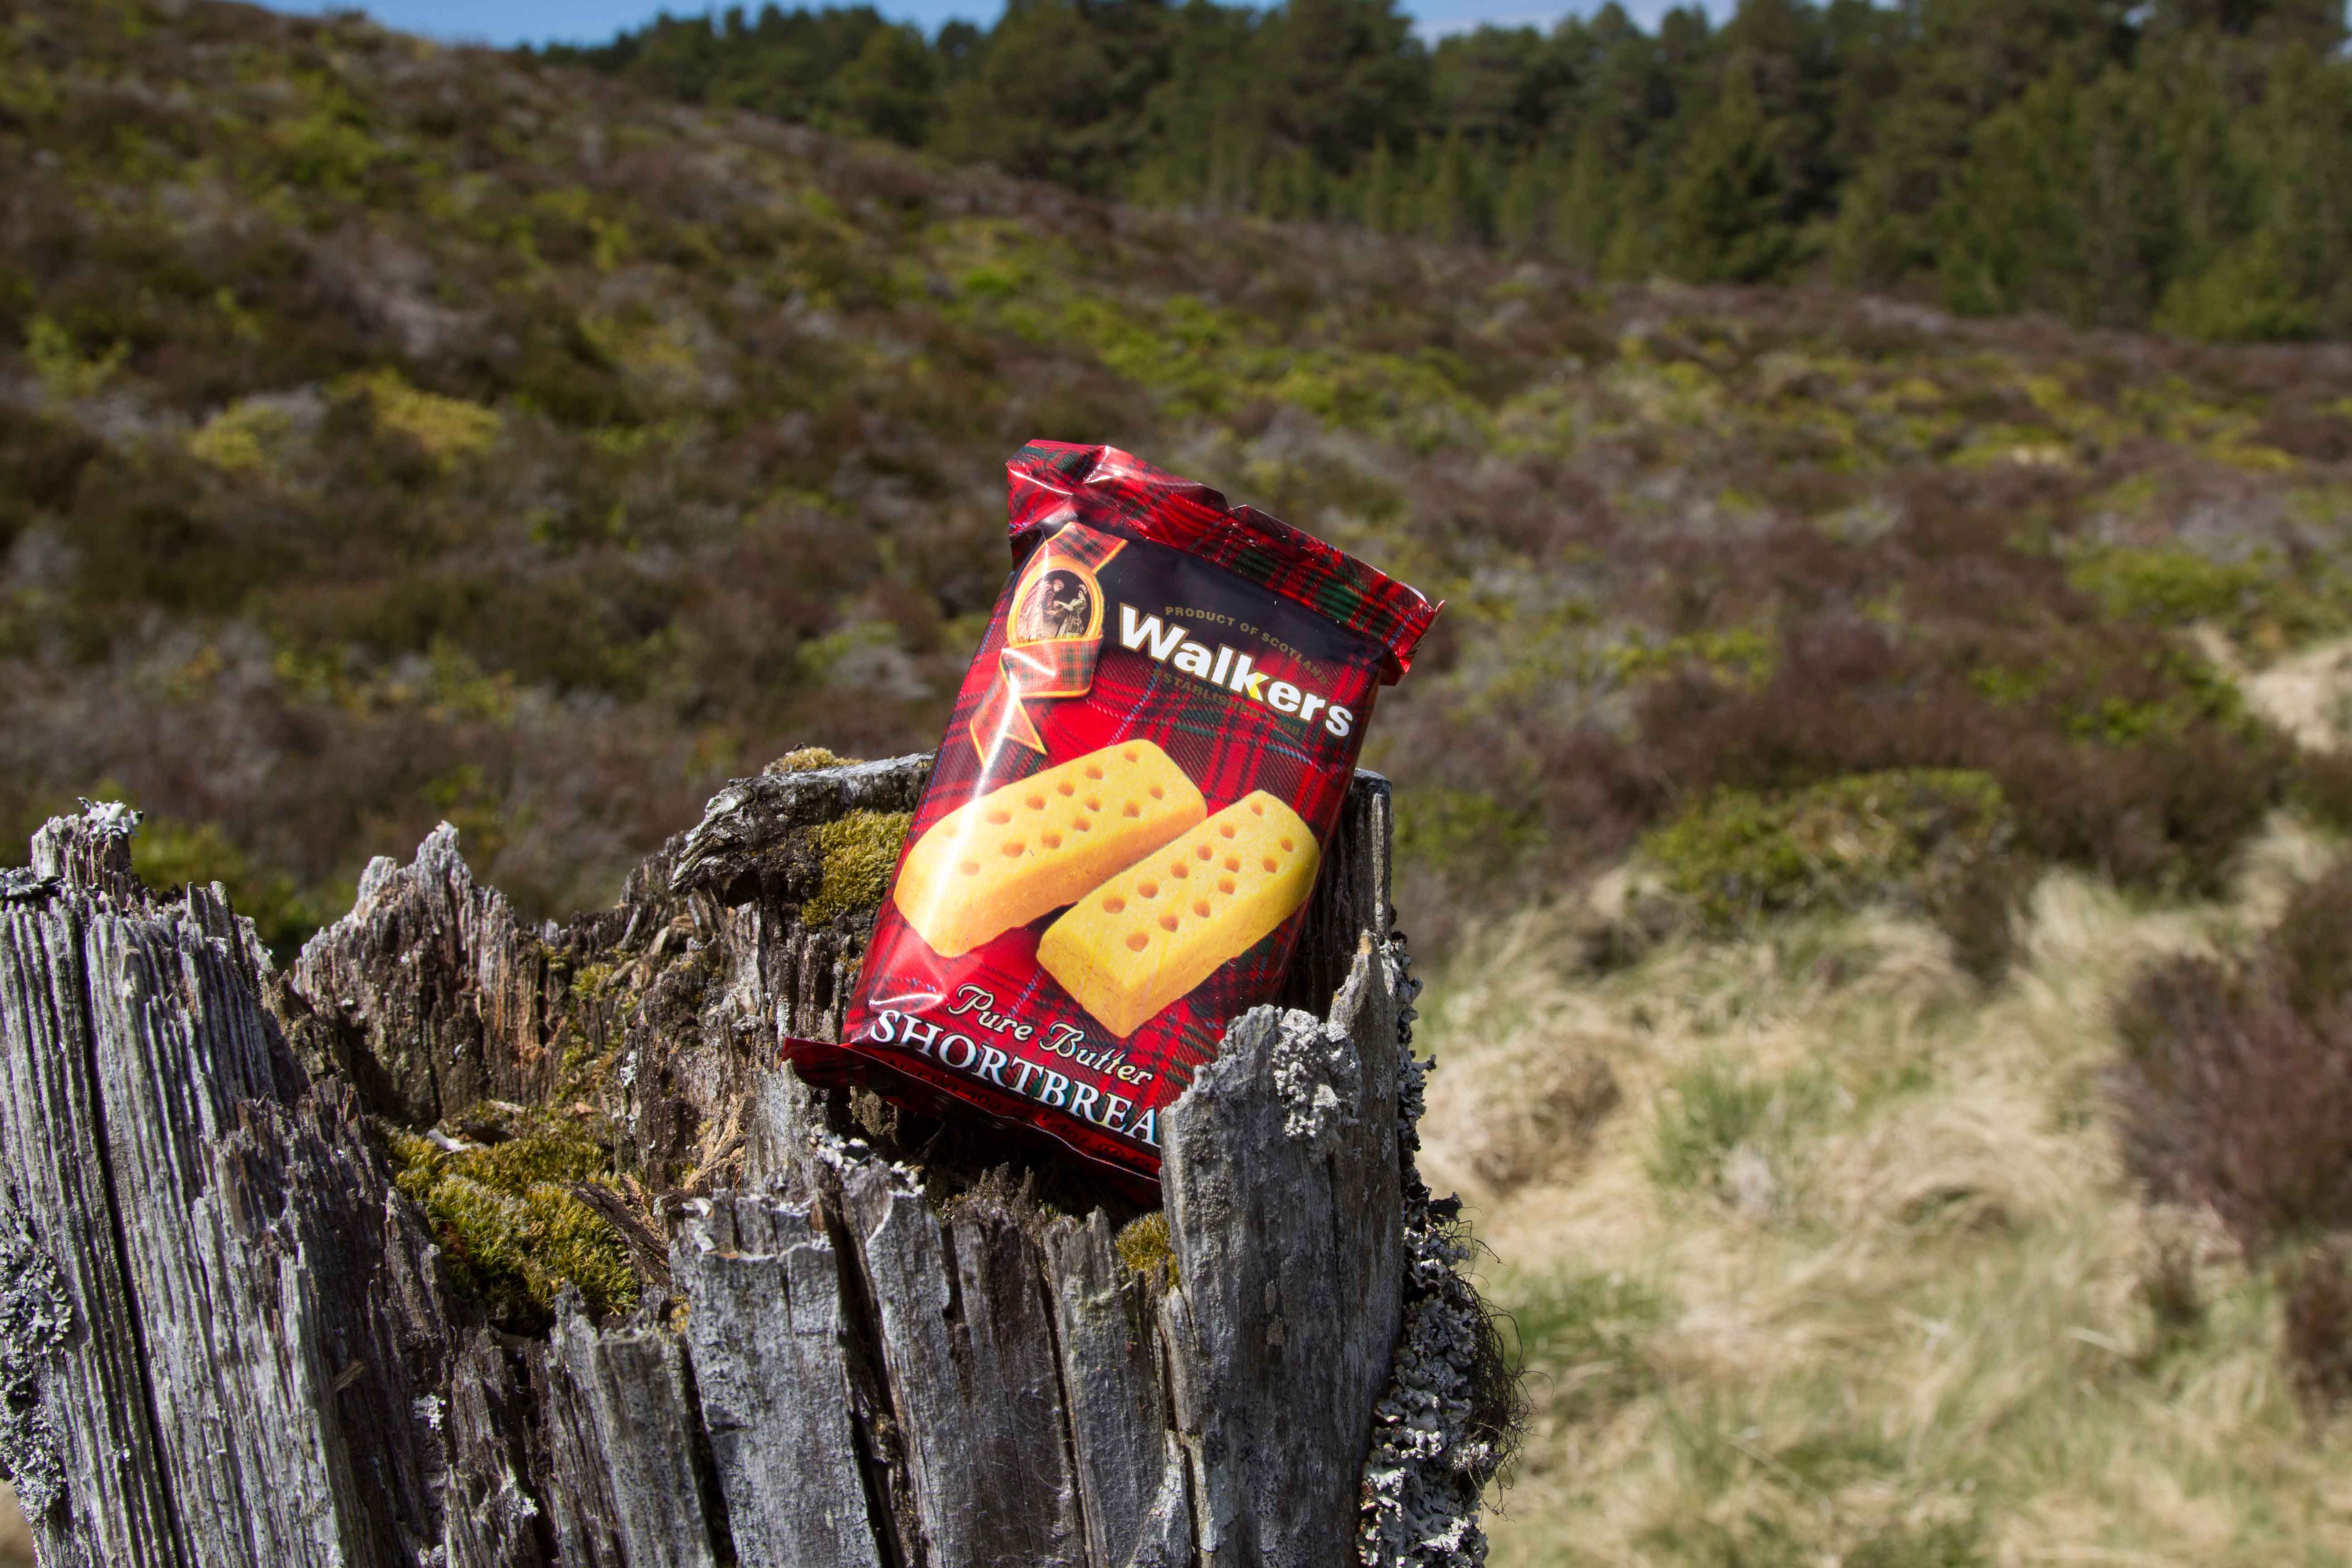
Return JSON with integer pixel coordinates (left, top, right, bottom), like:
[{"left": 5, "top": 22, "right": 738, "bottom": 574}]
[{"left": 1005, "top": 441, "right": 1439, "bottom": 684}]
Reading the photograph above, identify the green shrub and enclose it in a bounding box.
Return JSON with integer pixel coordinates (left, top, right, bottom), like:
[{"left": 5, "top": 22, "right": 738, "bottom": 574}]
[
  {"left": 1641, "top": 608, "right": 2285, "bottom": 908},
  {"left": 132, "top": 816, "right": 341, "bottom": 960},
  {"left": 2068, "top": 546, "right": 2352, "bottom": 648},
  {"left": 1640, "top": 770, "right": 2020, "bottom": 972},
  {"left": 2153, "top": 232, "right": 2319, "bottom": 345},
  {"left": 186, "top": 398, "right": 296, "bottom": 475},
  {"left": 2070, "top": 548, "right": 2272, "bottom": 627},
  {"left": 344, "top": 369, "right": 501, "bottom": 469},
  {"left": 270, "top": 105, "right": 383, "bottom": 196},
  {"left": 1392, "top": 785, "right": 1546, "bottom": 871},
  {"left": 24, "top": 313, "right": 127, "bottom": 402}
]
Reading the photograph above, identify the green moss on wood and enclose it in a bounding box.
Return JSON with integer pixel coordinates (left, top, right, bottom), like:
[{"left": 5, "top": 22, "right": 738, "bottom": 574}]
[
  {"left": 1115, "top": 1211, "right": 1177, "bottom": 1283},
  {"left": 382, "top": 1111, "right": 638, "bottom": 1333},
  {"left": 764, "top": 746, "right": 854, "bottom": 774},
  {"left": 803, "top": 808, "right": 912, "bottom": 924},
  {"left": 567, "top": 960, "right": 618, "bottom": 1002}
]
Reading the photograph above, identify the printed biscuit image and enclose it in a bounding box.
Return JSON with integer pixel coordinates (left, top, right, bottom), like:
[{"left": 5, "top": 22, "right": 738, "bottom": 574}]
[
  {"left": 1038, "top": 790, "right": 1321, "bottom": 1038},
  {"left": 893, "top": 740, "right": 1207, "bottom": 957}
]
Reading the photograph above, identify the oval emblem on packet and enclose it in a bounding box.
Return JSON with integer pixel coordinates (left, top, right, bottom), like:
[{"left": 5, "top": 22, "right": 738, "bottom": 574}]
[{"left": 783, "top": 441, "right": 1439, "bottom": 1193}]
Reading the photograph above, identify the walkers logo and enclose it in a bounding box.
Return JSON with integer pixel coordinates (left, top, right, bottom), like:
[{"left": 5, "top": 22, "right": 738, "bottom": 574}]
[{"left": 1116, "top": 604, "right": 1356, "bottom": 737}]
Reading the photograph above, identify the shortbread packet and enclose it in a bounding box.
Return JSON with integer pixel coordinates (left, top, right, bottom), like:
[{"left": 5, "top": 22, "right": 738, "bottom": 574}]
[{"left": 784, "top": 442, "right": 1437, "bottom": 1192}]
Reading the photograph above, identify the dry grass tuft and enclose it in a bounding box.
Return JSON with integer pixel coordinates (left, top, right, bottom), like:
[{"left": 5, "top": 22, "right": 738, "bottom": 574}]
[
  {"left": 2244, "top": 637, "right": 2352, "bottom": 755},
  {"left": 1419, "top": 913, "right": 1631, "bottom": 1199},
  {"left": 1423, "top": 812, "right": 2352, "bottom": 1568},
  {"left": 0, "top": 1481, "right": 27, "bottom": 1566}
]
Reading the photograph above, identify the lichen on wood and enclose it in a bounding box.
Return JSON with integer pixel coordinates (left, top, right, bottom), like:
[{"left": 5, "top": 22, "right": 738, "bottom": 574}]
[
  {"left": 1357, "top": 1054, "right": 1514, "bottom": 1568},
  {"left": 0, "top": 1215, "right": 72, "bottom": 1521}
]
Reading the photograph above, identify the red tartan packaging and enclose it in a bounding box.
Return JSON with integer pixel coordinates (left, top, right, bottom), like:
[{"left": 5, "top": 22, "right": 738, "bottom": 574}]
[{"left": 783, "top": 441, "right": 1438, "bottom": 1192}]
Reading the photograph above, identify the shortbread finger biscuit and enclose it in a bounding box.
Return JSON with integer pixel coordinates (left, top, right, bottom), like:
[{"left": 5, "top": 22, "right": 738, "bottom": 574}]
[
  {"left": 1038, "top": 790, "right": 1321, "bottom": 1038},
  {"left": 893, "top": 740, "right": 1207, "bottom": 957}
]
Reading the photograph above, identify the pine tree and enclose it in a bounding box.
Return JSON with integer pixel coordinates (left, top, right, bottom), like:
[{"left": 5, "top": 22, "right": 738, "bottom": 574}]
[
  {"left": 1828, "top": 0, "right": 2134, "bottom": 290},
  {"left": 931, "top": 0, "right": 1175, "bottom": 195},
  {"left": 1249, "top": 0, "right": 1431, "bottom": 177},
  {"left": 1420, "top": 132, "right": 1495, "bottom": 245},
  {"left": 1663, "top": 66, "right": 1800, "bottom": 282},
  {"left": 823, "top": 24, "right": 938, "bottom": 146},
  {"left": 1497, "top": 149, "right": 1556, "bottom": 252},
  {"left": 1555, "top": 122, "right": 1619, "bottom": 271},
  {"left": 1356, "top": 138, "right": 1401, "bottom": 231},
  {"left": 2244, "top": 50, "right": 2352, "bottom": 333},
  {"left": 1935, "top": 65, "right": 2172, "bottom": 327}
]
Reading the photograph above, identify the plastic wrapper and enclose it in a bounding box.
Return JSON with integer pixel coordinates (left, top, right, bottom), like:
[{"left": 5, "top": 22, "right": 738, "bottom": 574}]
[{"left": 784, "top": 441, "right": 1438, "bottom": 1192}]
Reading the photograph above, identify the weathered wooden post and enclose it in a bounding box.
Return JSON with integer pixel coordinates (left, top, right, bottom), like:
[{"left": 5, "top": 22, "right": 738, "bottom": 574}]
[{"left": 0, "top": 758, "right": 1499, "bottom": 1568}]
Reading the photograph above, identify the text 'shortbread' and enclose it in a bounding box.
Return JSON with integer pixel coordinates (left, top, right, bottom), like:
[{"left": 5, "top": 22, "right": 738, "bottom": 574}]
[
  {"left": 1038, "top": 791, "right": 1321, "bottom": 1038},
  {"left": 894, "top": 740, "right": 1205, "bottom": 956}
]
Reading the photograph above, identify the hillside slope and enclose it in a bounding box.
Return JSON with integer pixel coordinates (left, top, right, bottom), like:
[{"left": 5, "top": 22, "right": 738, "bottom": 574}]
[{"left": 10, "top": 0, "right": 2352, "bottom": 959}]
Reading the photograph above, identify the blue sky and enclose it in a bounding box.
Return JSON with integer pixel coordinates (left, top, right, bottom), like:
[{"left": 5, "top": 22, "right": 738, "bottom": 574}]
[{"left": 257, "top": 0, "right": 1684, "bottom": 48}]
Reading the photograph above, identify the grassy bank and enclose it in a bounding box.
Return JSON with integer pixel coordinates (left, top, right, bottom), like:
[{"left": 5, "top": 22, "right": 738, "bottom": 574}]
[{"left": 1421, "top": 746, "right": 2352, "bottom": 1563}]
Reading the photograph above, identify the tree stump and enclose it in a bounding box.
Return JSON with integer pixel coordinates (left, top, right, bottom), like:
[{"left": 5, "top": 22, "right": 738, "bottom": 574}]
[{"left": 0, "top": 760, "right": 1499, "bottom": 1568}]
